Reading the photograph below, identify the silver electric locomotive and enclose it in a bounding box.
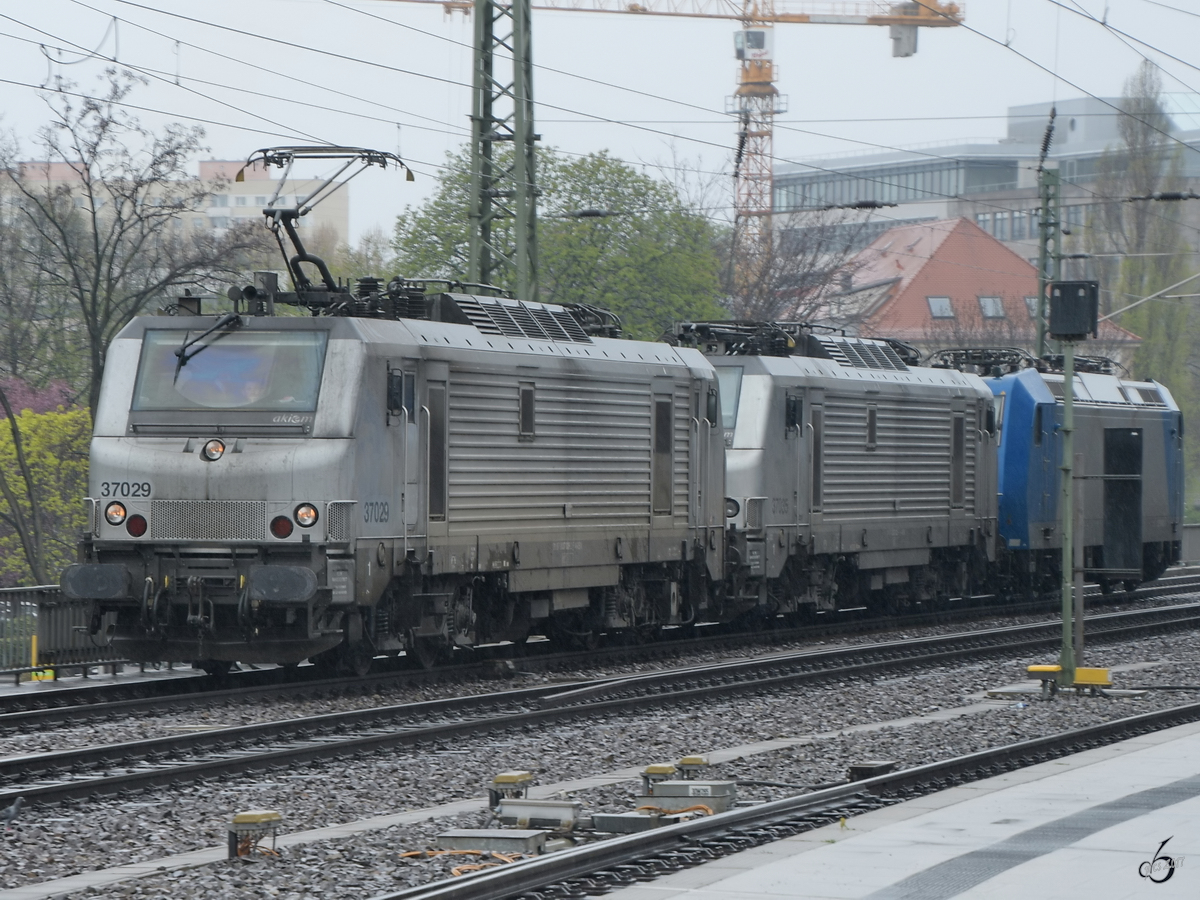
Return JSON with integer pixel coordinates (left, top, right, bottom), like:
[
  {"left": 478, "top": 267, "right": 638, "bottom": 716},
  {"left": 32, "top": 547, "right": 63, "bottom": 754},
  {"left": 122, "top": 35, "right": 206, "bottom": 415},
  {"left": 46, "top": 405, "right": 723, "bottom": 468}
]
[{"left": 62, "top": 289, "right": 726, "bottom": 672}]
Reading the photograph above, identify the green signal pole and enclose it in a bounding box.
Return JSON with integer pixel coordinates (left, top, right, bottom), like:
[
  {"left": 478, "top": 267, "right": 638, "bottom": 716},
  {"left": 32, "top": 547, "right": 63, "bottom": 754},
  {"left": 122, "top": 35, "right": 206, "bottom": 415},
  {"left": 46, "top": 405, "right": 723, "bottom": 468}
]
[
  {"left": 1036, "top": 168, "right": 1062, "bottom": 358},
  {"left": 1059, "top": 339, "right": 1076, "bottom": 684}
]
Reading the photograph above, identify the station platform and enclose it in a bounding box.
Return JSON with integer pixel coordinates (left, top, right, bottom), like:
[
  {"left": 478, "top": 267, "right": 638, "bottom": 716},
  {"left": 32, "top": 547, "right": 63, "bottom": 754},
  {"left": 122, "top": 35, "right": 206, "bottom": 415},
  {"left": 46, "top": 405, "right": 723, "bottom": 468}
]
[
  {"left": 0, "top": 662, "right": 202, "bottom": 699},
  {"left": 606, "top": 718, "right": 1200, "bottom": 899}
]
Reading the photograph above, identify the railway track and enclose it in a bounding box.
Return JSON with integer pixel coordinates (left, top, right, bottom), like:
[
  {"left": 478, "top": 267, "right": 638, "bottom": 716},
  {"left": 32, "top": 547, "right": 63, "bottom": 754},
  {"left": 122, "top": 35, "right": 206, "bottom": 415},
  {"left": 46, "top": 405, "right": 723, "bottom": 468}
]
[
  {"left": 367, "top": 700, "right": 1200, "bottom": 900},
  {"left": 3, "top": 598, "right": 1199, "bottom": 808},
  {"left": 6, "top": 570, "right": 1200, "bottom": 727}
]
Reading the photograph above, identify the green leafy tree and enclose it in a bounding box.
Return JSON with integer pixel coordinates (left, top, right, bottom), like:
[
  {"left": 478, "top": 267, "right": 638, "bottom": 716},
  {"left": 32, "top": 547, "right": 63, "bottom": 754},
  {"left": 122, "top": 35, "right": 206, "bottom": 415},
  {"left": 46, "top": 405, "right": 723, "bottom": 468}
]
[
  {"left": 0, "top": 405, "right": 90, "bottom": 586},
  {"left": 392, "top": 146, "right": 726, "bottom": 339},
  {"left": 322, "top": 225, "right": 398, "bottom": 287}
]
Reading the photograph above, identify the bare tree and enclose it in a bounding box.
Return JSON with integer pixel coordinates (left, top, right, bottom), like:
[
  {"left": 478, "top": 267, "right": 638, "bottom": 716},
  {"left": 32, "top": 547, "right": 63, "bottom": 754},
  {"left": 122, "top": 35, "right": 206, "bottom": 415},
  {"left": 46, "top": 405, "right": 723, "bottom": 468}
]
[
  {"left": 1, "top": 71, "right": 267, "bottom": 415},
  {"left": 725, "top": 207, "right": 872, "bottom": 323},
  {"left": 0, "top": 71, "right": 271, "bottom": 583},
  {"left": 0, "top": 162, "right": 93, "bottom": 400},
  {"left": 1089, "top": 61, "right": 1189, "bottom": 305}
]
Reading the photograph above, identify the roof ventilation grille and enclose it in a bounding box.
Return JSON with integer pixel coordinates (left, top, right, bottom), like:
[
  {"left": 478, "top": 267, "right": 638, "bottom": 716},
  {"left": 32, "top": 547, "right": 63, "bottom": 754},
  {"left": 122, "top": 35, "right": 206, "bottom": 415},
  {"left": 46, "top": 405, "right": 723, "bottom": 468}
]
[
  {"left": 813, "top": 336, "right": 908, "bottom": 371},
  {"left": 452, "top": 296, "right": 593, "bottom": 343}
]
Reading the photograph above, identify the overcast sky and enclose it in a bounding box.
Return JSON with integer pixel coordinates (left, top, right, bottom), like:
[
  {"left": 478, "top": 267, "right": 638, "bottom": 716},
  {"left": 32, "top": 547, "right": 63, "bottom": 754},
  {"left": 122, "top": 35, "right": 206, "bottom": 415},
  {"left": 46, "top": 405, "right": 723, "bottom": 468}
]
[{"left": 0, "top": 0, "right": 1196, "bottom": 243}]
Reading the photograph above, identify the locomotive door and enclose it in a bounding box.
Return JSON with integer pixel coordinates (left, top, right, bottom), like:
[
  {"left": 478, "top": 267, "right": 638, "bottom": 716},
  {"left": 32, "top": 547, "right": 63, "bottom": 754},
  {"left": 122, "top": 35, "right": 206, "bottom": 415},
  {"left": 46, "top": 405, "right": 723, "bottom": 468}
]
[
  {"left": 386, "top": 362, "right": 419, "bottom": 538},
  {"left": 424, "top": 361, "right": 450, "bottom": 540},
  {"left": 808, "top": 388, "right": 824, "bottom": 520},
  {"left": 1103, "top": 428, "right": 1142, "bottom": 573},
  {"left": 651, "top": 379, "right": 676, "bottom": 531},
  {"left": 785, "top": 389, "right": 807, "bottom": 528}
]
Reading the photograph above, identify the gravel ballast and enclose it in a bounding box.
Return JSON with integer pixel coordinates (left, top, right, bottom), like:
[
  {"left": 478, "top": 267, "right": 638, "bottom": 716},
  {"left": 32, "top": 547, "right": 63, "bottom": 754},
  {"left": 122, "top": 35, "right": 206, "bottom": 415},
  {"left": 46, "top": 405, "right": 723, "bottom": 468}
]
[
  {"left": 3, "top": 591, "right": 1190, "bottom": 758},
  {"left": 0, "top": 619, "right": 1197, "bottom": 898}
]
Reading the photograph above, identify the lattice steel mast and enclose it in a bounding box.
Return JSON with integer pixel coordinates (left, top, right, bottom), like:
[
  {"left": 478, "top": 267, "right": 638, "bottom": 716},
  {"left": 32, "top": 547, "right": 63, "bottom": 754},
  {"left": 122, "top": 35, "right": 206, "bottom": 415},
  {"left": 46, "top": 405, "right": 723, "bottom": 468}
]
[{"left": 467, "top": 0, "right": 539, "bottom": 301}]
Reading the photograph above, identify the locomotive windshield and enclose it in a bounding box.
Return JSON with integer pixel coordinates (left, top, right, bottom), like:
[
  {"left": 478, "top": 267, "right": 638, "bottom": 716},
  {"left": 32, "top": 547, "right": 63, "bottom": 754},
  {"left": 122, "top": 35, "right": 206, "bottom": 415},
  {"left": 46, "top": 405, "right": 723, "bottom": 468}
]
[{"left": 132, "top": 330, "right": 328, "bottom": 411}]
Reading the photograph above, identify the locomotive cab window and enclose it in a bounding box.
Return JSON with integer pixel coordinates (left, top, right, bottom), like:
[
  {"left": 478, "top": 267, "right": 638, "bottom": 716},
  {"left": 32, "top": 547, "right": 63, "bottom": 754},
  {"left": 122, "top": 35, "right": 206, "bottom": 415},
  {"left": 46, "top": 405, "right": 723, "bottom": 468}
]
[
  {"left": 713, "top": 366, "right": 743, "bottom": 430},
  {"left": 387, "top": 368, "right": 414, "bottom": 418},
  {"left": 785, "top": 395, "right": 801, "bottom": 434},
  {"left": 519, "top": 383, "right": 535, "bottom": 441},
  {"left": 133, "top": 330, "right": 328, "bottom": 411},
  {"left": 866, "top": 405, "right": 878, "bottom": 450}
]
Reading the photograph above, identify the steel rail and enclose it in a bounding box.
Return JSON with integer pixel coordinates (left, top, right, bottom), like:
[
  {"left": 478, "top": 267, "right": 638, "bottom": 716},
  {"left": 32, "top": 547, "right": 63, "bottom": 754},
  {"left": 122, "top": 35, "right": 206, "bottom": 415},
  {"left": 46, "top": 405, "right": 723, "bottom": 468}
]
[
  {"left": 533, "top": 598, "right": 1200, "bottom": 708},
  {"left": 1, "top": 599, "right": 1199, "bottom": 807},
  {"left": 5, "top": 571, "right": 1198, "bottom": 725},
  {"left": 366, "top": 699, "right": 1200, "bottom": 900}
]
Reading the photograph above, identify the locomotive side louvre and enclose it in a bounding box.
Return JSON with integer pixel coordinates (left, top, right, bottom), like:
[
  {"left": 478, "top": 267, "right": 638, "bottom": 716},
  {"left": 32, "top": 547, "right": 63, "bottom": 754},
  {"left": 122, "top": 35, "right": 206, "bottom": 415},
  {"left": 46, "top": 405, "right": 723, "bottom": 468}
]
[
  {"left": 352, "top": 321, "right": 727, "bottom": 650},
  {"left": 411, "top": 361, "right": 699, "bottom": 586},
  {"left": 821, "top": 395, "right": 980, "bottom": 521},
  {"left": 438, "top": 370, "right": 692, "bottom": 536}
]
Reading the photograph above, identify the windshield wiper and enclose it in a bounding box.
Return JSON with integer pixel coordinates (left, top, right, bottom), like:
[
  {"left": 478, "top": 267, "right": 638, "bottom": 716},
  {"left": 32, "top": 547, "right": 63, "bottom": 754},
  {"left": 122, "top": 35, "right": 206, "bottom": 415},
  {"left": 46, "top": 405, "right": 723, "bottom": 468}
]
[{"left": 173, "top": 313, "right": 242, "bottom": 377}]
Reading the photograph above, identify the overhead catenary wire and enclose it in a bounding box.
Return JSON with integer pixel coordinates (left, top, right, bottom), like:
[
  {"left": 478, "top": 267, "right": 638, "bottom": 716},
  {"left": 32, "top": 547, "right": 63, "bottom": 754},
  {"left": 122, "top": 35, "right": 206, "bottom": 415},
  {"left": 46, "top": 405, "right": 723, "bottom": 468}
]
[
  {"left": 83, "top": 0, "right": 1082, "bottom": 216},
  {"left": 10, "top": 0, "right": 1132, "bottom": 233},
  {"left": 63, "top": 0, "right": 476, "bottom": 139},
  {"left": 0, "top": 64, "right": 1147, "bottom": 289},
  {"left": 0, "top": 25, "right": 472, "bottom": 142},
  {"left": 7, "top": 1, "right": 1194, "bottom": 247},
  {"left": 1142, "top": 0, "right": 1198, "bottom": 17},
  {"left": 0, "top": 15, "right": 337, "bottom": 147},
  {"left": 1049, "top": 0, "right": 1200, "bottom": 83},
  {"left": 1098, "top": 271, "right": 1200, "bottom": 322},
  {"left": 911, "top": 0, "right": 1200, "bottom": 164},
  {"left": 75, "top": 0, "right": 1183, "bottom": 142},
  {"left": 1, "top": 9, "right": 1040, "bottom": 225}
]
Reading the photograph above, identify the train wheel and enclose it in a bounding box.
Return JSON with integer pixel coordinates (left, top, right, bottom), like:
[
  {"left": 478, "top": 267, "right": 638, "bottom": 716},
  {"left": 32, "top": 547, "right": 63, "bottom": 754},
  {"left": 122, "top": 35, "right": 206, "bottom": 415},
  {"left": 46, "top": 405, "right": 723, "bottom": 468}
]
[
  {"left": 409, "top": 636, "right": 443, "bottom": 670},
  {"left": 311, "top": 649, "right": 340, "bottom": 676},
  {"left": 347, "top": 643, "right": 374, "bottom": 678},
  {"left": 574, "top": 630, "right": 600, "bottom": 651}
]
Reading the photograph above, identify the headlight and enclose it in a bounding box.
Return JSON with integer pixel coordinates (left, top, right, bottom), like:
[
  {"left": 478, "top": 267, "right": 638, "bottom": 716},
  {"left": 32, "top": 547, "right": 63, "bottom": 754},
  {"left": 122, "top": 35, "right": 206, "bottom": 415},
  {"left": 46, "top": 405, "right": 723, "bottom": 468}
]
[
  {"left": 201, "top": 439, "right": 226, "bottom": 461},
  {"left": 294, "top": 503, "right": 319, "bottom": 527},
  {"left": 105, "top": 501, "right": 127, "bottom": 525},
  {"left": 724, "top": 498, "right": 740, "bottom": 518},
  {"left": 270, "top": 515, "right": 294, "bottom": 539}
]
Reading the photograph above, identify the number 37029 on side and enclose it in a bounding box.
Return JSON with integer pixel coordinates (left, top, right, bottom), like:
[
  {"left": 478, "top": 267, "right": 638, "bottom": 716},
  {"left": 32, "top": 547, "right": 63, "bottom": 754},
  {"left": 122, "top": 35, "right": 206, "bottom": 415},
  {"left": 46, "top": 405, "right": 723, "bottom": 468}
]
[{"left": 99, "top": 481, "right": 153, "bottom": 498}]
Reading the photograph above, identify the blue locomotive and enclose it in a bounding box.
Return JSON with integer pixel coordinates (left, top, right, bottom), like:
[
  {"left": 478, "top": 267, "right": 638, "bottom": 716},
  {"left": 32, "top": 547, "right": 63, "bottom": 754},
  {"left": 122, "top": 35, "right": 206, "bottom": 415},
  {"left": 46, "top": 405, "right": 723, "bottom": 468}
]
[{"left": 983, "top": 360, "right": 1183, "bottom": 594}]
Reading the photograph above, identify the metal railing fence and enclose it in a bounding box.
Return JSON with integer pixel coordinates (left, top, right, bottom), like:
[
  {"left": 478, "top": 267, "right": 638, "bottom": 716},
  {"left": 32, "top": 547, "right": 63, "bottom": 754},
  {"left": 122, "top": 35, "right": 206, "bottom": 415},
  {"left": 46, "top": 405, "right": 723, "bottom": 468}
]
[{"left": 0, "top": 585, "right": 120, "bottom": 670}]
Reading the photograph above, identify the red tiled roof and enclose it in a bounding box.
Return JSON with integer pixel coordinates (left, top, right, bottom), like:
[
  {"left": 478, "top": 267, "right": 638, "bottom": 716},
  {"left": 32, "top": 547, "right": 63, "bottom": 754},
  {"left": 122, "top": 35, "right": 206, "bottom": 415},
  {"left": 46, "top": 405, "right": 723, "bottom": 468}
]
[{"left": 840, "top": 217, "right": 1137, "bottom": 346}]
